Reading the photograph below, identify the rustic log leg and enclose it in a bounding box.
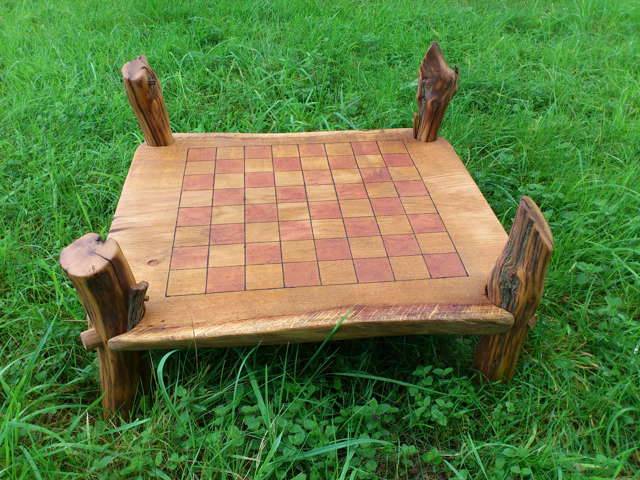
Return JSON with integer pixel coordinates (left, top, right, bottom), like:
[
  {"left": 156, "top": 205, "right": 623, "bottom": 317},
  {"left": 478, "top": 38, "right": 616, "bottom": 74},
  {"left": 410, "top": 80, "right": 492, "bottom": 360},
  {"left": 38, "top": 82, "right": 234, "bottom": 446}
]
[
  {"left": 474, "top": 197, "right": 553, "bottom": 381},
  {"left": 413, "top": 42, "right": 459, "bottom": 142},
  {"left": 122, "top": 55, "right": 174, "bottom": 147},
  {"left": 60, "top": 233, "right": 149, "bottom": 417}
]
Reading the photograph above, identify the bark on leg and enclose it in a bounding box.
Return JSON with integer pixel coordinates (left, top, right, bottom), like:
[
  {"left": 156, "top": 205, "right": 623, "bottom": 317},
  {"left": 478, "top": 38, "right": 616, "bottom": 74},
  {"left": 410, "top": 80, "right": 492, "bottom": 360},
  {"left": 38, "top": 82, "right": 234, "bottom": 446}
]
[
  {"left": 413, "top": 42, "right": 458, "bottom": 142},
  {"left": 60, "top": 233, "right": 149, "bottom": 417},
  {"left": 122, "top": 56, "right": 174, "bottom": 147},
  {"left": 474, "top": 197, "right": 553, "bottom": 381}
]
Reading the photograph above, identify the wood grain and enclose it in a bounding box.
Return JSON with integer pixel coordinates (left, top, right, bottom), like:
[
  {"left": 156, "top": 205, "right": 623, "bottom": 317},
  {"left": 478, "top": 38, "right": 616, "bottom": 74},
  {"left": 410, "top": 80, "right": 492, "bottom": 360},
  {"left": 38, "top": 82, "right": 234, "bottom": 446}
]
[
  {"left": 102, "top": 129, "right": 510, "bottom": 350},
  {"left": 60, "top": 233, "right": 148, "bottom": 417},
  {"left": 413, "top": 43, "right": 458, "bottom": 142},
  {"left": 122, "top": 56, "right": 174, "bottom": 147},
  {"left": 80, "top": 327, "right": 101, "bottom": 350},
  {"left": 474, "top": 197, "right": 553, "bottom": 380},
  {"left": 109, "top": 304, "right": 512, "bottom": 350}
]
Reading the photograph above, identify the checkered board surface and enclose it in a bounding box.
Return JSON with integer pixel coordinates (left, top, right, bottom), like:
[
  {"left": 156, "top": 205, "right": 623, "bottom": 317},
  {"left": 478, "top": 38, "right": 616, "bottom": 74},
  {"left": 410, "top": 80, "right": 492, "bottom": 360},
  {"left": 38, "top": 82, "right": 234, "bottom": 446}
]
[{"left": 166, "top": 141, "right": 468, "bottom": 296}]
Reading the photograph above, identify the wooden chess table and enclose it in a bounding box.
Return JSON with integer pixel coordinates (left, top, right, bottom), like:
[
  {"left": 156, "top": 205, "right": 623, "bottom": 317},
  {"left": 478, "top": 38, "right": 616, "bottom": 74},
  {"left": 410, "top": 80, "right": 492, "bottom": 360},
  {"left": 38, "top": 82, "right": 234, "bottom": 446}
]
[{"left": 60, "top": 44, "right": 553, "bottom": 417}]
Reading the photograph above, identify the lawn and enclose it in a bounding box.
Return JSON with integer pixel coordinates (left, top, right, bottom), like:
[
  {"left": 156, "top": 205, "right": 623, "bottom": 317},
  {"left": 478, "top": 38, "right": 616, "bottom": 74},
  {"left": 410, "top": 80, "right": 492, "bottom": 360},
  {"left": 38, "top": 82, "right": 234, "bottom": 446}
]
[{"left": 1, "top": 0, "right": 639, "bottom": 478}]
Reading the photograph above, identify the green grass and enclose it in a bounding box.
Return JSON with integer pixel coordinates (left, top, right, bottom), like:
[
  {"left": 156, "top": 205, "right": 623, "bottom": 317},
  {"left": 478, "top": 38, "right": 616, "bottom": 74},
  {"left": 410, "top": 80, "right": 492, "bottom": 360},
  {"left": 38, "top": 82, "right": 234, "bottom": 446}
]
[{"left": 1, "top": 0, "right": 639, "bottom": 478}]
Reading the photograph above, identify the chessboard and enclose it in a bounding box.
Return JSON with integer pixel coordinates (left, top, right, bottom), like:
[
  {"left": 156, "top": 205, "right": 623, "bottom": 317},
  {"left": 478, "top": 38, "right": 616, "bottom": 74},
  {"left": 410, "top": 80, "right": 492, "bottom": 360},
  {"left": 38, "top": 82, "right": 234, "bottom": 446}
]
[
  {"left": 168, "top": 139, "right": 468, "bottom": 296},
  {"left": 107, "top": 129, "right": 510, "bottom": 350}
]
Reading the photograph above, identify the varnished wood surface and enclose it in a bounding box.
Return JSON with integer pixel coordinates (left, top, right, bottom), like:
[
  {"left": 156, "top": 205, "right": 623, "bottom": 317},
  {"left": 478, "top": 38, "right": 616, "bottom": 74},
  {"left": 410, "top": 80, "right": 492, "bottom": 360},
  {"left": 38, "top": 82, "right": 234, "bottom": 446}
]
[
  {"left": 80, "top": 327, "right": 101, "bottom": 350},
  {"left": 413, "top": 43, "right": 458, "bottom": 142},
  {"left": 122, "top": 56, "right": 174, "bottom": 147},
  {"left": 474, "top": 197, "right": 553, "bottom": 380},
  {"left": 110, "top": 304, "right": 512, "bottom": 350},
  {"left": 106, "top": 129, "right": 510, "bottom": 350},
  {"left": 82, "top": 303, "right": 513, "bottom": 351},
  {"left": 60, "top": 234, "right": 148, "bottom": 416}
]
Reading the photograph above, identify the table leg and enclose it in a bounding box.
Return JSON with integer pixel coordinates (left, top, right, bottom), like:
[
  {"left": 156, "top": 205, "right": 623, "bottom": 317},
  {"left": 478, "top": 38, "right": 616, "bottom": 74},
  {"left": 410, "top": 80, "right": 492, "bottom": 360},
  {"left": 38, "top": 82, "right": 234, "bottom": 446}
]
[
  {"left": 122, "top": 55, "right": 174, "bottom": 147},
  {"left": 474, "top": 197, "right": 553, "bottom": 380},
  {"left": 413, "top": 42, "right": 458, "bottom": 142},
  {"left": 60, "top": 233, "right": 149, "bottom": 417}
]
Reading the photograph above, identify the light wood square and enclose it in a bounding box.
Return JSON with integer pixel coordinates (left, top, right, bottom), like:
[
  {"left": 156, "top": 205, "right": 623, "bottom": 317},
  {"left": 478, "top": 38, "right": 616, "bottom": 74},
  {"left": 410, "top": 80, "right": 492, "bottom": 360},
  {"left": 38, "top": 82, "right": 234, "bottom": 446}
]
[
  {"left": 215, "top": 173, "right": 244, "bottom": 188},
  {"left": 306, "top": 184, "right": 337, "bottom": 202},
  {"left": 209, "top": 244, "right": 245, "bottom": 267},
  {"left": 278, "top": 202, "right": 310, "bottom": 221},
  {"left": 348, "top": 236, "right": 386, "bottom": 258},
  {"left": 245, "top": 187, "right": 276, "bottom": 204},
  {"left": 272, "top": 144, "right": 299, "bottom": 157},
  {"left": 332, "top": 169, "right": 362, "bottom": 184},
  {"left": 366, "top": 182, "right": 397, "bottom": 199},
  {"left": 275, "top": 171, "right": 304, "bottom": 186},
  {"left": 185, "top": 161, "right": 215, "bottom": 175},
  {"left": 217, "top": 146, "right": 244, "bottom": 159},
  {"left": 282, "top": 240, "right": 317, "bottom": 262},
  {"left": 401, "top": 196, "right": 436, "bottom": 214},
  {"left": 377, "top": 141, "right": 407, "bottom": 154},
  {"left": 356, "top": 154, "right": 385, "bottom": 168},
  {"left": 245, "top": 158, "right": 273, "bottom": 172},
  {"left": 319, "top": 260, "right": 357, "bottom": 285},
  {"left": 174, "top": 226, "right": 210, "bottom": 247},
  {"left": 340, "top": 199, "right": 373, "bottom": 218},
  {"left": 325, "top": 143, "right": 353, "bottom": 155},
  {"left": 211, "top": 205, "right": 244, "bottom": 224},
  {"left": 167, "top": 269, "right": 206, "bottom": 296},
  {"left": 390, "top": 255, "right": 430, "bottom": 280},
  {"left": 312, "top": 219, "right": 346, "bottom": 239},
  {"left": 376, "top": 215, "right": 412, "bottom": 235},
  {"left": 246, "top": 222, "right": 280, "bottom": 242},
  {"left": 389, "top": 166, "right": 420, "bottom": 181},
  {"left": 301, "top": 157, "right": 329, "bottom": 170},
  {"left": 180, "top": 190, "right": 212, "bottom": 207},
  {"left": 246, "top": 264, "right": 284, "bottom": 290},
  {"left": 417, "top": 232, "right": 455, "bottom": 254}
]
